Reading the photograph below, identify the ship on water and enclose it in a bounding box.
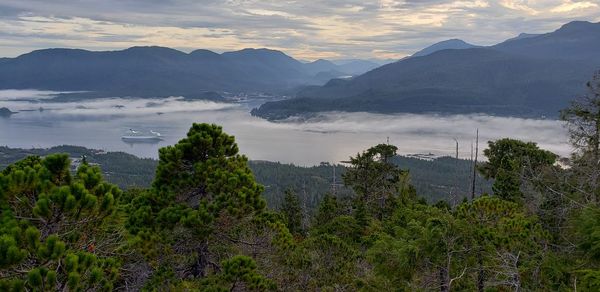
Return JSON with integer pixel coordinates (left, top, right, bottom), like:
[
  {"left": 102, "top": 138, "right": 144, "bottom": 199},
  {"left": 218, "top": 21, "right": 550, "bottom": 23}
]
[{"left": 121, "top": 129, "right": 164, "bottom": 143}]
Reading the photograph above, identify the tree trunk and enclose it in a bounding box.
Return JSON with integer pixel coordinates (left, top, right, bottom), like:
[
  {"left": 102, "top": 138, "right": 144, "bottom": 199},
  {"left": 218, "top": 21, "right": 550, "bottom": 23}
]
[
  {"left": 440, "top": 267, "right": 449, "bottom": 292},
  {"left": 591, "top": 109, "right": 600, "bottom": 202},
  {"left": 477, "top": 253, "right": 485, "bottom": 292},
  {"left": 513, "top": 263, "right": 521, "bottom": 292},
  {"left": 191, "top": 241, "right": 209, "bottom": 278},
  {"left": 378, "top": 195, "right": 385, "bottom": 221},
  {"left": 511, "top": 253, "right": 521, "bottom": 292},
  {"left": 594, "top": 109, "right": 600, "bottom": 163}
]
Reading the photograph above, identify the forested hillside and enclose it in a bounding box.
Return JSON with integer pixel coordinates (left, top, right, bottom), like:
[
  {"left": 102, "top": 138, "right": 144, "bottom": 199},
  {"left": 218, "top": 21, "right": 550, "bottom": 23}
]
[
  {"left": 253, "top": 21, "right": 600, "bottom": 120},
  {"left": 0, "top": 146, "right": 490, "bottom": 209},
  {"left": 0, "top": 145, "right": 157, "bottom": 187},
  {"left": 1, "top": 74, "right": 600, "bottom": 291},
  {"left": 0, "top": 47, "right": 375, "bottom": 98}
]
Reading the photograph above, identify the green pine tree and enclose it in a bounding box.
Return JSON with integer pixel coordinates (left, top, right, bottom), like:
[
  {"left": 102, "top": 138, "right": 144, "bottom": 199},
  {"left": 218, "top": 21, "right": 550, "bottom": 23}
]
[
  {"left": 280, "top": 189, "right": 304, "bottom": 236},
  {"left": 126, "top": 123, "right": 279, "bottom": 286},
  {"left": 0, "top": 154, "right": 122, "bottom": 291}
]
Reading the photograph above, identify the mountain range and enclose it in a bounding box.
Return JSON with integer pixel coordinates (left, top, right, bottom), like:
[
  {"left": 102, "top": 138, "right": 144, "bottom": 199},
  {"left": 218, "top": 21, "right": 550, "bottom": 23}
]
[
  {"left": 1, "top": 20, "right": 598, "bottom": 119},
  {"left": 253, "top": 21, "right": 600, "bottom": 119},
  {"left": 0, "top": 47, "right": 380, "bottom": 98}
]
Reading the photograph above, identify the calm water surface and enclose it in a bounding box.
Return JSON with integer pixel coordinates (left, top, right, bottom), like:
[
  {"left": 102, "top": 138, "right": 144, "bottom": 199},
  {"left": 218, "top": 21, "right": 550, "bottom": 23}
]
[{"left": 0, "top": 90, "right": 571, "bottom": 165}]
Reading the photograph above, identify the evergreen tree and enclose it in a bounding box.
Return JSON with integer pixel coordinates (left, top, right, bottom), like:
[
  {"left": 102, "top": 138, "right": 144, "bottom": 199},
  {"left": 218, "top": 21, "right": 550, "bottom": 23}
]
[
  {"left": 127, "top": 124, "right": 289, "bottom": 281},
  {"left": 561, "top": 71, "right": 600, "bottom": 161},
  {"left": 280, "top": 189, "right": 304, "bottom": 236},
  {"left": 480, "top": 138, "right": 556, "bottom": 202},
  {"left": 561, "top": 72, "right": 600, "bottom": 202},
  {"left": 480, "top": 138, "right": 557, "bottom": 179},
  {"left": 456, "top": 196, "right": 549, "bottom": 291},
  {"left": 198, "top": 256, "right": 276, "bottom": 291},
  {"left": 300, "top": 234, "right": 359, "bottom": 290},
  {"left": 313, "top": 193, "right": 342, "bottom": 226},
  {"left": 0, "top": 154, "right": 122, "bottom": 291},
  {"left": 367, "top": 203, "right": 468, "bottom": 291},
  {"left": 492, "top": 158, "right": 523, "bottom": 201},
  {"left": 343, "top": 144, "right": 413, "bottom": 220}
]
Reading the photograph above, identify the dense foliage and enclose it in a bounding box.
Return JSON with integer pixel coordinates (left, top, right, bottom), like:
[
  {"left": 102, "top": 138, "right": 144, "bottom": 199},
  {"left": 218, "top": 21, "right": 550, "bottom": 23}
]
[
  {"left": 0, "top": 155, "right": 122, "bottom": 291},
  {"left": 1, "top": 146, "right": 490, "bottom": 207},
  {"left": 0, "top": 146, "right": 157, "bottom": 188}
]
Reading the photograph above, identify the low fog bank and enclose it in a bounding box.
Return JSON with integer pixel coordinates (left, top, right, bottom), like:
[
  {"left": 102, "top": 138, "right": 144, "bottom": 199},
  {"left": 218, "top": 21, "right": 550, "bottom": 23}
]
[
  {"left": 0, "top": 90, "right": 236, "bottom": 116},
  {"left": 0, "top": 89, "right": 65, "bottom": 100},
  {"left": 276, "top": 112, "right": 571, "bottom": 160},
  {"left": 0, "top": 90, "right": 570, "bottom": 165}
]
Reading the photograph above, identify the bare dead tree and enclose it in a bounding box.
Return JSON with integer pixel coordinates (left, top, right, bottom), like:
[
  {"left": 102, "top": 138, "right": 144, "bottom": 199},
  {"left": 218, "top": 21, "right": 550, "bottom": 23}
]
[{"left": 471, "top": 129, "right": 479, "bottom": 200}]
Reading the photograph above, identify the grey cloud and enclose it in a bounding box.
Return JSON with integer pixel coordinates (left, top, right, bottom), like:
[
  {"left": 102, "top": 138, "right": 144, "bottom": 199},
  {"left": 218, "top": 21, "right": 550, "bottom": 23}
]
[
  {"left": 0, "top": 0, "right": 599, "bottom": 59},
  {"left": 0, "top": 4, "right": 24, "bottom": 17}
]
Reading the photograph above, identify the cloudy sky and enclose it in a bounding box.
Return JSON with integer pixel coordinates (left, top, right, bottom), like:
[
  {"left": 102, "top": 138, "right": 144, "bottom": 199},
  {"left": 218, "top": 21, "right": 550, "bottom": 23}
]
[{"left": 0, "top": 0, "right": 598, "bottom": 60}]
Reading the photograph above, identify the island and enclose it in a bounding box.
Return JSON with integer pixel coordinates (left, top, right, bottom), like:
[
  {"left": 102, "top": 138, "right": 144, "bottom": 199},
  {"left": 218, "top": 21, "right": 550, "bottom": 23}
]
[{"left": 0, "top": 107, "right": 16, "bottom": 117}]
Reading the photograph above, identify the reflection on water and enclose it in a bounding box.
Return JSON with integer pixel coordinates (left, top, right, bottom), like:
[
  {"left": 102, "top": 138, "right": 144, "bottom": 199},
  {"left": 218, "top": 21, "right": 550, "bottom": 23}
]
[{"left": 0, "top": 90, "right": 571, "bottom": 166}]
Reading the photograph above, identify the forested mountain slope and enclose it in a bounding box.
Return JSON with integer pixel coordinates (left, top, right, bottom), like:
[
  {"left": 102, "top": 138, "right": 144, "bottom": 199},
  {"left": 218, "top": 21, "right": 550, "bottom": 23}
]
[
  {"left": 0, "top": 47, "right": 378, "bottom": 98},
  {"left": 253, "top": 21, "right": 600, "bottom": 120},
  {"left": 0, "top": 145, "right": 490, "bottom": 208}
]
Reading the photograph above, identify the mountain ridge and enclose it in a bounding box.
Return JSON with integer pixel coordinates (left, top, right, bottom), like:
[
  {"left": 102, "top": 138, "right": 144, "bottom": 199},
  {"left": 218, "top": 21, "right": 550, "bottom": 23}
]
[
  {"left": 253, "top": 21, "right": 600, "bottom": 120},
  {"left": 0, "top": 46, "right": 375, "bottom": 97}
]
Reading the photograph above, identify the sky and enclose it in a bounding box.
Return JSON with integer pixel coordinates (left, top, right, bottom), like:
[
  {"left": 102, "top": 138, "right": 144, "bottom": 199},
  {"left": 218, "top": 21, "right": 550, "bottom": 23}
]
[{"left": 0, "top": 0, "right": 599, "bottom": 61}]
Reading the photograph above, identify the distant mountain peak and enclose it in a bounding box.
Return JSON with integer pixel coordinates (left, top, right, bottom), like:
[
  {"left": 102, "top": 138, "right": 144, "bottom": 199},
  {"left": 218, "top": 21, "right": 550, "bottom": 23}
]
[
  {"left": 552, "top": 21, "right": 600, "bottom": 37},
  {"left": 444, "top": 38, "right": 468, "bottom": 43},
  {"left": 411, "top": 39, "right": 478, "bottom": 57},
  {"left": 499, "top": 32, "right": 541, "bottom": 44},
  {"left": 28, "top": 48, "right": 87, "bottom": 54},
  {"left": 222, "top": 48, "right": 295, "bottom": 61},
  {"left": 232, "top": 48, "right": 284, "bottom": 54},
  {"left": 18, "top": 48, "right": 92, "bottom": 59},
  {"left": 120, "top": 46, "right": 188, "bottom": 59},
  {"left": 126, "top": 45, "right": 166, "bottom": 50},
  {"left": 189, "top": 49, "right": 220, "bottom": 58},
  {"left": 557, "top": 20, "right": 596, "bottom": 32},
  {"left": 124, "top": 46, "right": 181, "bottom": 52},
  {"left": 309, "top": 59, "right": 335, "bottom": 65}
]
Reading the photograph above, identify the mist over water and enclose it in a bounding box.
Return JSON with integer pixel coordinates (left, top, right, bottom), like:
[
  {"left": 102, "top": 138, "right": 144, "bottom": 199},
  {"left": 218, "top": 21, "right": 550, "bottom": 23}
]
[{"left": 0, "top": 90, "right": 570, "bottom": 165}]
